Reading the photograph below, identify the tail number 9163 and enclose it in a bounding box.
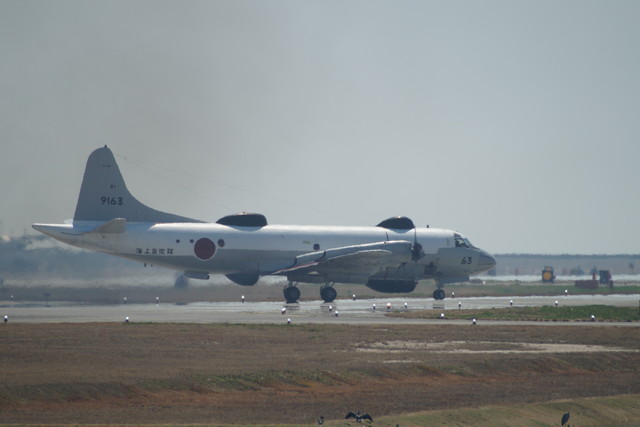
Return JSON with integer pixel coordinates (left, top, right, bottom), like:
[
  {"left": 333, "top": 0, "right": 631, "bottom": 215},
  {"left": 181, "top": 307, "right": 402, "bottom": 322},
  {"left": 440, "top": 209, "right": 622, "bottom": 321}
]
[{"left": 100, "top": 196, "right": 123, "bottom": 205}]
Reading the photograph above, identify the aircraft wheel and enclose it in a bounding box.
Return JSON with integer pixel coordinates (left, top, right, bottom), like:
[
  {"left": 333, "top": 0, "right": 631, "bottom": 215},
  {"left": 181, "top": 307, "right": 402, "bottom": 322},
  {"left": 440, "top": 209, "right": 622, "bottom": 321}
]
[
  {"left": 433, "top": 289, "right": 446, "bottom": 300},
  {"left": 320, "top": 286, "right": 337, "bottom": 303},
  {"left": 283, "top": 285, "right": 301, "bottom": 304}
]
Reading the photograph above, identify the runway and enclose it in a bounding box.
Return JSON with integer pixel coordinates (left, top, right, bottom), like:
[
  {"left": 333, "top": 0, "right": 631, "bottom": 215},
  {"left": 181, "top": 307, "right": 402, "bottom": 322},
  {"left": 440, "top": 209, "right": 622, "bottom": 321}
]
[{"left": 3, "top": 294, "right": 639, "bottom": 326}]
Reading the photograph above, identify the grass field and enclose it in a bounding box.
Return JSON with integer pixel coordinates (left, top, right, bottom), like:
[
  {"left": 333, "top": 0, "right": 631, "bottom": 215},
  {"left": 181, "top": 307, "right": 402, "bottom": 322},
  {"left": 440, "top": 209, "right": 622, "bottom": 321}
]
[
  {"left": 447, "top": 281, "right": 640, "bottom": 298},
  {"left": 374, "top": 394, "right": 640, "bottom": 427},
  {"left": 389, "top": 304, "right": 640, "bottom": 322},
  {"left": 2, "top": 322, "right": 640, "bottom": 425},
  {"left": 2, "top": 281, "right": 639, "bottom": 425}
]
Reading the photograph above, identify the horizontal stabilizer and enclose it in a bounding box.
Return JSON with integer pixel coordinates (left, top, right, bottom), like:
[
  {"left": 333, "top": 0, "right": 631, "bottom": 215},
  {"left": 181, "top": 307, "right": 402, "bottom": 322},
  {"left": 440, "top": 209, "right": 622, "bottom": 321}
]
[{"left": 88, "top": 218, "right": 127, "bottom": 234}]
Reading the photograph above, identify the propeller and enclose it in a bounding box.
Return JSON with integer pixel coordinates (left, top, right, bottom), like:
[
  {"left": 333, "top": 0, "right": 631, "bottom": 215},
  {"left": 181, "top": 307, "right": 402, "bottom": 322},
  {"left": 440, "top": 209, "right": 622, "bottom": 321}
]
[{"left": 411, "top": 227, "right": 423, "bottom": 262}]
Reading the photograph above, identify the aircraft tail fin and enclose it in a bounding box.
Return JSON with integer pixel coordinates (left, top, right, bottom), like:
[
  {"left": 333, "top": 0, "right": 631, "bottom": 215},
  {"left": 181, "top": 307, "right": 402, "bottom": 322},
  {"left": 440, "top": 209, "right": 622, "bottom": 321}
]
[{"left": 73, "top": 146, "right": 202, "bottom": 223}]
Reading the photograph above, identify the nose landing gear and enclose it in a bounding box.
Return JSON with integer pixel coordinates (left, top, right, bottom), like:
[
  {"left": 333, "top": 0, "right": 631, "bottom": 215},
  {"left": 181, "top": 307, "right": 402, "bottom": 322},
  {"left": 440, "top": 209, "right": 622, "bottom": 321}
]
[{"left": 433, "top": 288, "right": 446, "bottom": 300}]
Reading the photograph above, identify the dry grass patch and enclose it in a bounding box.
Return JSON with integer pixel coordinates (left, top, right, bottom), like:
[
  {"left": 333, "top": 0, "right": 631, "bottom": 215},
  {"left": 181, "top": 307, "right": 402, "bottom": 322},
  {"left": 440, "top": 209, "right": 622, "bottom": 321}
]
[{"left": 1, "top": 323, "right": 639, "bottom": 424}]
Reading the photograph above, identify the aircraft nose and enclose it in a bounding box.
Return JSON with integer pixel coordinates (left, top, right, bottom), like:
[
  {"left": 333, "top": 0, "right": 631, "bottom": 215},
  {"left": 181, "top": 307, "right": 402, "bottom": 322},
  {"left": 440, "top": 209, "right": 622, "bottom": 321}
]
[{"left": 476, "top": 251, "right": 496, "bottom": 271}]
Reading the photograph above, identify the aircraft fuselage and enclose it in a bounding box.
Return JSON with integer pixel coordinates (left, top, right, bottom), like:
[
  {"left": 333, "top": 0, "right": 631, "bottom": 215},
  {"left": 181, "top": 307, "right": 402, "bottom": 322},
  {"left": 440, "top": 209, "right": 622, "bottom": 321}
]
[
  {"left": 34, "top": 221, "right": 494, "bottom": 285},
  {"left": 32, "top": 146, "right": 496, "bottom": 302}
]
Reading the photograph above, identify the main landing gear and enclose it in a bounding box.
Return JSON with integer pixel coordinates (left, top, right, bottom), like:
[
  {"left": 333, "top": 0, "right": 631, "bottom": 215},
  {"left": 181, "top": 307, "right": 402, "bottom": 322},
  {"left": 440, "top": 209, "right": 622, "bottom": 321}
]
[
  {"left": 433, "top": 288, "right": 446, "bottom": 300},
  {"left": 283, "top": 282, "right": 301, "bottom": 304},
  {"left": 283, "top": 282, "right": 338, "bottom": 304},
  {"left": 320, "top": 284, "right": 337, "bottom": 303}
]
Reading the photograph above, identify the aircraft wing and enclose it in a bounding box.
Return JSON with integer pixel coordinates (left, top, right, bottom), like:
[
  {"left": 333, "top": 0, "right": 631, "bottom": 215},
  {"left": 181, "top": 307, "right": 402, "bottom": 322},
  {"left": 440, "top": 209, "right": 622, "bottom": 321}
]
[{"left": 272, "top": 240, "right": 413, "bottom": 278}]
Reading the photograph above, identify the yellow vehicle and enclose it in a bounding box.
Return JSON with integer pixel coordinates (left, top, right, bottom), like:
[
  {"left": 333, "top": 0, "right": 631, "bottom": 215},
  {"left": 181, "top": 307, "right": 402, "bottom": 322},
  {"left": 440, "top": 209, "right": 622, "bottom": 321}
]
[{"left": 542, "top": 266, "right": 555, "bottom": 283}]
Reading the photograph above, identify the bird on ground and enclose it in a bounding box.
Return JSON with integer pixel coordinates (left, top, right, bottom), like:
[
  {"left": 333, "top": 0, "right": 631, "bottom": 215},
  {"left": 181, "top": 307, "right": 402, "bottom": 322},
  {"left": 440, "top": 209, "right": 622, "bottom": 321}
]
[
  {"left": 345, "top": 410, "right": 373, "bottom": 423},
  {"left": 561, "top": 411, "right": 570, "bottom": 426},
  {"left": 317, "top": 415, "right": 324, "bottom": 425}
]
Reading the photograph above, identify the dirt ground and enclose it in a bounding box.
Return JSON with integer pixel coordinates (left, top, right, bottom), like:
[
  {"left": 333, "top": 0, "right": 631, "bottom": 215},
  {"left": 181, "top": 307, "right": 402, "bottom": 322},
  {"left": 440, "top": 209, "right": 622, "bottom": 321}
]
[{"left": 1, "top": 322, "right": 640, "bottom": 425}]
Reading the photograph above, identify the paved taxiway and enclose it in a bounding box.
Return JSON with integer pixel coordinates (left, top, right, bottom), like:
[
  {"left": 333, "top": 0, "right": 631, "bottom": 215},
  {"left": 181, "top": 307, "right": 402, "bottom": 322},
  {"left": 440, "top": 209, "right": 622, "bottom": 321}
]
[{"left": 2, "top": 294, "right": 639, "bottom": 326}]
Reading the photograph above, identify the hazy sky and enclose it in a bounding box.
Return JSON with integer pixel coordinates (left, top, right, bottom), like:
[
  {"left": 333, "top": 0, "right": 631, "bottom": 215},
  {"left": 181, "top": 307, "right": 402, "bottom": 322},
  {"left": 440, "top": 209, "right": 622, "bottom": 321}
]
[{"left": 1, "top": 0, "right": 638, "bottom": 254}]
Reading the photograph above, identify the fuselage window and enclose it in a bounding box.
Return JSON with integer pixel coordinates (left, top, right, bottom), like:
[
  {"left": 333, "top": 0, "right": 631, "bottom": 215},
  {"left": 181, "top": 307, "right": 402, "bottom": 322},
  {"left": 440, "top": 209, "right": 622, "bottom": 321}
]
[{"left": 218, "top": 239, "right": 225, "bottom": 248}]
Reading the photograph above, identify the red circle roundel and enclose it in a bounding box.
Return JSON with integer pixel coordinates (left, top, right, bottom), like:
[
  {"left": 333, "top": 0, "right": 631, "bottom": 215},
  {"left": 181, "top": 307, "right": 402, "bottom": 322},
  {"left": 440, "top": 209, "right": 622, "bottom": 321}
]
[{"left": 194, "top": 238, "right": 216, "bottom": 260}]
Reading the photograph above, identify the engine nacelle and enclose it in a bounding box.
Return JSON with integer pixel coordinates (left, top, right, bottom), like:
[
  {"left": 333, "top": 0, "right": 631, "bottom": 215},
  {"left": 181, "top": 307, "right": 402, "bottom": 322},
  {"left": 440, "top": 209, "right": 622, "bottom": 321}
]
[
  {"left": 225, "top": 273, "right": 259, "bottom": 286},
  {"left": 365, "top": 279, "right": 417, "bottom": 293}
]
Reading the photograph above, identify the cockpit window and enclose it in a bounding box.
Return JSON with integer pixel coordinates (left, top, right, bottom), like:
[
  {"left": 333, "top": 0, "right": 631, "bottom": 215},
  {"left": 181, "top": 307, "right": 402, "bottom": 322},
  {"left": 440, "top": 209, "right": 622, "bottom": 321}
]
[
  {"left": 454, "top": 237, "right": 468, "bottom": 248},
  {"left": 454, "top": 233, "right": 475, "bottom": 248}
]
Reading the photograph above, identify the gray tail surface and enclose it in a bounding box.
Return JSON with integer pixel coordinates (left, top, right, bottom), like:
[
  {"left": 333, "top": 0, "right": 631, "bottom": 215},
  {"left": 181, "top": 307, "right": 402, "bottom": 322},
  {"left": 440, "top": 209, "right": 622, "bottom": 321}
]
[{"left": 73, "top": 146, "right": 202, "bottom": 223}]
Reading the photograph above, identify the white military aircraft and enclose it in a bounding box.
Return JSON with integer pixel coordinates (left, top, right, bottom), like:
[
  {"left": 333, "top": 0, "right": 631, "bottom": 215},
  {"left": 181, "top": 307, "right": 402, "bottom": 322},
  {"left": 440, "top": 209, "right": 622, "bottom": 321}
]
[{"left": 33, "top": 146, "right": 495, "bottom": 303}]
